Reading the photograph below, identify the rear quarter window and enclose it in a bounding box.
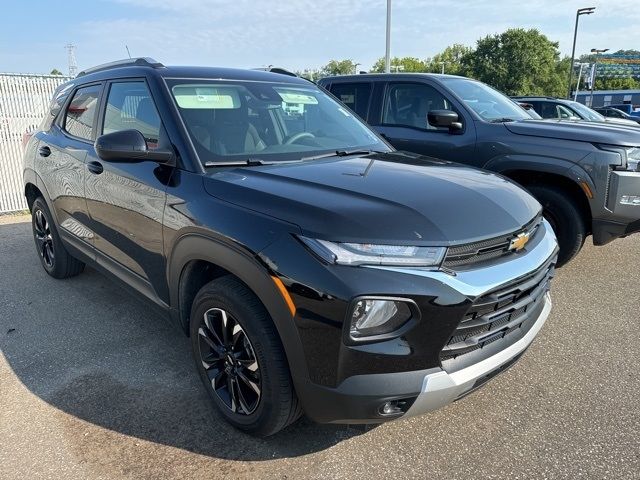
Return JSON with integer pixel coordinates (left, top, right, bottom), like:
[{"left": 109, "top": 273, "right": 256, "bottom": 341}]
[{"left": 329, "top": 83, "right": 372, "bottom": 119}]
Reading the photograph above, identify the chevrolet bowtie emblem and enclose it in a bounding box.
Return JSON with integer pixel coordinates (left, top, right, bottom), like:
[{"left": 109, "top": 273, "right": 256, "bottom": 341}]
[{"left": 509, "top": 232, "right": 530, "bottom": 252}]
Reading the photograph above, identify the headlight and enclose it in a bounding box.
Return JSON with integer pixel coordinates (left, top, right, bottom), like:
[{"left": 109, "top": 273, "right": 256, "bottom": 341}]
[
  {"left": 624, "top": 147, "right": 640, "bottom": 171},
  {"left": 299, "top": 236, "right": 446, "bottom": 267}
]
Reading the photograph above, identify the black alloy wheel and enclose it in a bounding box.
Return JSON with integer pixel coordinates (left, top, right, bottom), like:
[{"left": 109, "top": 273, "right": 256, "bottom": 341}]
[
  {"left": 197, "top": 307, "right": 261, "bottom": 415},
  {"left": 33, "top": 208, "right": 55, "bottom": 268}
]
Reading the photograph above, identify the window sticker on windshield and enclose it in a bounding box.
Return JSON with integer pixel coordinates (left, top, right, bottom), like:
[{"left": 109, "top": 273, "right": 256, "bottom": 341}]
[
  {"left": 275, "top": 90, "right": 318, "bottom": 105},
  {"left": 340, "top": 94, "right": 355, "bottom": 104},
  {"left": 172, "top": 85, "right": 240, "bottom": 109}
]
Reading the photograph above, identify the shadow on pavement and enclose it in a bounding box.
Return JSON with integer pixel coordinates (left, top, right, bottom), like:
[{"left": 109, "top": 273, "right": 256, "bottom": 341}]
[{"left": 0, "top": 220, "right": 364, "bottom": 460}]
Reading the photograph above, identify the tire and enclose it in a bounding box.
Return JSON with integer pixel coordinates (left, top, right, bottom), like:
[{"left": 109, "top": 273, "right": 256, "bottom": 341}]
[
  {"left": 190, "top": 276, "right": 301, "bottom": 436},
  {"left": 31, "top": 197, "right": 85, "bottom": 279},
  {"left": 528, "top": 185, "right": 586, "bottom": 267}
]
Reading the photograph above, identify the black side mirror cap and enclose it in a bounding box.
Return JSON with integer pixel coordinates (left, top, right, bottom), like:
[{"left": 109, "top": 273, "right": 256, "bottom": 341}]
[
  {"left": 427, "top": 109, "right": 463, "bottom": 132},
  {"left": 95, "top": 129, "right": 175, "bottom": 165}
]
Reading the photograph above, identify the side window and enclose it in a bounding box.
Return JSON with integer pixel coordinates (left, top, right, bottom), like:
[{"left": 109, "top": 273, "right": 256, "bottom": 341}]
[
  {"left": 537, "top": 102, "right": 557, "bottom": 119},
  {"left": 557, "top": 104, "right": 576, "bottom": 119},
  {"left": 383, "top": 83, "right": 453, "bottom": 130},
  {"left": 329, "top": 83, "right": 372, "bottom": 119},
  {"left": 64, "top": 84, "right": 101, "bottom": 140},
  {"left": 103, "top": 81, "right": 162, "bottom": 149}
]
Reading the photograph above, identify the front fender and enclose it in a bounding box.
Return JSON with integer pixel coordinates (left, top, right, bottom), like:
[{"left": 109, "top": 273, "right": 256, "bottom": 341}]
[{"left": 167, "top": 233, "right": 310, "bottom": 382}]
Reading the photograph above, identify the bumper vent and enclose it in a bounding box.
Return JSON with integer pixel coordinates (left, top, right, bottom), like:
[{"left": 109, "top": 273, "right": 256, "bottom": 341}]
[
  {"left": 440, "top": 256, "right": 555, "bottom": 367},
  {"left": 443, "top": 215, "right": 542, "bottom": 269}
]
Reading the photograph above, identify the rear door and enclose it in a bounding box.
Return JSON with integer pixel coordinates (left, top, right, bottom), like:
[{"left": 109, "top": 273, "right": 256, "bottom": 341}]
[
  {"left": 372, "top": 81, "right": 476, "bottom": 162},
  {"left": 38, "top": 83, "right": 102, "bottom": 256},
  {"left": 326, "top": 82, "right": 373, "bottom": 120},
  {"left": 84, "top": 79, "right": 170, "bottom": 305}
]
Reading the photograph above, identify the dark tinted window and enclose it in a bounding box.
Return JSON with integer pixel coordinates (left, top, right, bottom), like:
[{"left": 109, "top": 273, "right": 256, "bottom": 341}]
[
  {"left": 64, "top": 84, "right": 101, "bottom": 140},
  {"left": 329, "top": 83, "right": 372, "bottom": 119},
  {"left": 103, "top": 81, "right": 161, "bottom": 148},
  {"left": 536, "top": 102, "right": 559, "bottom": 119},
  {"left": 383, "top": 83, "right": 454, "bottom": 130}
]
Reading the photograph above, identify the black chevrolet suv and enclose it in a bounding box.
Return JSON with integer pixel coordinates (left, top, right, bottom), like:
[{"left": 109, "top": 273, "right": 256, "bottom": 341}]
[
  {"left": 24, "top": 59, "right": 558, "bottom": 436},
  {"left": 319, "top": 74, "right": 640, "bottom": 266}
]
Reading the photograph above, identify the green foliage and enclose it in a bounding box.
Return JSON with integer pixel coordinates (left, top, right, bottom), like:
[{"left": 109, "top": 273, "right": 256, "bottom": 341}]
[
  {"left": 320, "top": 59, "right": 359, "bottom": 77},
  {"left": 462, "top": 28, "right": 565, "bottom": 96},
  {"left": 369, "top": 56, "right": 428, "bottom": 73},
  {"left": 595, "top": 77, "right": 640, "bottom": 90},
  {"left": 425, "top": 44, "right": 473, "bottom": 75},
  {"left": 50, "top": 68, "right": 63, "bottom": 76}
]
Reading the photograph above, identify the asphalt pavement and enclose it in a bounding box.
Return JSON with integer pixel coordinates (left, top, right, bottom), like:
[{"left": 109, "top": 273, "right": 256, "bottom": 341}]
[{"left": 1, "top": 213, "right": 638, "bottom": 479}]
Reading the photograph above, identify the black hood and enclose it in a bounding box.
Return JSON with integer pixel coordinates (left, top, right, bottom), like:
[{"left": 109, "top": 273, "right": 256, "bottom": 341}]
[
  {"left": 505, "top": 119, "right": 640, "bottom": 146},
  {"left": 203, "top": 152, "right": 541, "bottom": 245}
]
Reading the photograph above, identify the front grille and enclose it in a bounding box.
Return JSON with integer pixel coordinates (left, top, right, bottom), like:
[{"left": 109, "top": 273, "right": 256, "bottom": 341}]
[
  {"left": 440, "top": 256, "right": 555, "bottom": 364},
  {"left": 443, "top": 215, "right": 542, "bottom": 269}
]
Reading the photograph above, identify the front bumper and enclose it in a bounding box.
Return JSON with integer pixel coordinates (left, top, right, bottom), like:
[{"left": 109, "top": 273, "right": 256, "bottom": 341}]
[
  {"left": 405, "top": 292, "right": 551, "bottom": 417},
  {"left": 291, "top": 221, "right": 558, "bottom": 424},
  {"left": 593, "top": 170, "right": 640, "bottom": 245}
]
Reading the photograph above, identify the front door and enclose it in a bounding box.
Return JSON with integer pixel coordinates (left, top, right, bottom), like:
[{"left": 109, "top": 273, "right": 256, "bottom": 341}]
[
  {"left": 84, "top": 79, "right": 171, "bottom": 305},
  {"left": 374, "top": 81, "right": 476, "bottom": 162}
]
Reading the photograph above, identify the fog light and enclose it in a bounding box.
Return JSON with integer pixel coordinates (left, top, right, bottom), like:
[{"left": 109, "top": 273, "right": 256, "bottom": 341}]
[
  {"left": 349, "top": 299, "right": 412, "bottom": 339},
  {"left": 379, "top": 400, "right": 404, "bottom": 416},
  {"left": 620, "top": 195, "right": 640, "bottom": 206}
]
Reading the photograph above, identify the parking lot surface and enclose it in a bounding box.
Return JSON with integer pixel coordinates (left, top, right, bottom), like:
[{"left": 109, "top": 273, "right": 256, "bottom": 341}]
[{"left": 1, "top": 214, "right": 638, "bottom": 479}]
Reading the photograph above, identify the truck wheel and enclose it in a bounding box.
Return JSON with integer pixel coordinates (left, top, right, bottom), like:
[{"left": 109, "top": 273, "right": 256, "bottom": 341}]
[
  {"left": 528, "top": 185, "right": 586, "bottom": 267},
  {"left": 31, "top": 197, "right": 85, "bottom": 279},
  {"left": 190, "top": 276, "right": 302, "bottom": 436}
]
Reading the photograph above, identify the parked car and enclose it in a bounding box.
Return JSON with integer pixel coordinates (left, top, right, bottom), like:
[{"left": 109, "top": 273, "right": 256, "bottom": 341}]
[
  {"left": 517, "top": 101, "right": 543, "bottom": 119},
  {"left": 594, "top": 106, "right": 640, "bottom": 125},
  {"left": 512, "top": 96, "right": 640, "bottom": 128},
  {"left": 24, "top": 58, "right": 559, "bottom": 436},
  {"left": 605, "top": 103, "right": 640, "bottom": 118},
  {"left": 318, "top": 74, "right": 640, "bottom": 266}
]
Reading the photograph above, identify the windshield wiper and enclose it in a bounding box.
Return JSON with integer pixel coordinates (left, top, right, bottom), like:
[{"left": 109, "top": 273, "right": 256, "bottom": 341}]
[
  {"left": 489, "top": 118, "right": 517, "bottom": 123},
  {"left": 301, "top": 149, "right": 385, "bottom": 162},
  {"left": 204, "top": 158, "right": 306, "bottom": 168}
]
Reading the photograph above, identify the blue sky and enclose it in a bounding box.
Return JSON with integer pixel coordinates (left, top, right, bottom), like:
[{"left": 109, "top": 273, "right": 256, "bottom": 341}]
[{"left": 1, "top": 0, "right": 638, "bottom": 75}]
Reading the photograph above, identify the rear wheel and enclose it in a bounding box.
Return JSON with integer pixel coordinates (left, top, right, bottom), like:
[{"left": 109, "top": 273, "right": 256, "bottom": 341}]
[
  {"left": 190, "top": 276, "right": 301, "bottom": 436},
  {"left": 528, "top": 185, "right": 586, "bottom": 267},
  {"left": 31, "top": 197, "right": 84, "bottom": 278}
]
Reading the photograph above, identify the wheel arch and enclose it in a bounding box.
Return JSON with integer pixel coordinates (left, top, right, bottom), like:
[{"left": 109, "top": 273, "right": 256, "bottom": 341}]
[
  {"left": 167, "top": 234, "right": 309, "bottom": 381},
  {"left": 487, "top": 157, "right": 594, "bottom": 235}
]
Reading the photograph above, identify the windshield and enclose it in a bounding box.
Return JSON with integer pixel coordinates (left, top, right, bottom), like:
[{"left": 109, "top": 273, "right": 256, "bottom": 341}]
[
  {"left": 440, "top": 78, "right": 530, "bottom": 122},
  {"left": 567, "top": 101, "right": 606, "bottom": 121},
  {"left": 167, "top": 79, "right": 388, "bottom": 165}
]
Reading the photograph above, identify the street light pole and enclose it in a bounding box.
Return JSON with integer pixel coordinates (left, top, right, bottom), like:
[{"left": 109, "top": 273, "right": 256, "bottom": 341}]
[
  {"left": 440, "top": 62, "right": 446, "bottom": 74},
  {"left": 567, "top": 7, "right": 595, "bottom": 98},
  {"left": 385, "top": 0, "right": 391, "bottom": 73},
  {"left": 589, "top": 48, "right": 609, "bottom": 107},
  {"left": 574, "top": 62, "right": 587, "bottom": 101}
]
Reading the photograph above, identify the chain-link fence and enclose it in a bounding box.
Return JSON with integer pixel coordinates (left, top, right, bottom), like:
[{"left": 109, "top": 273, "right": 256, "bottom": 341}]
[{"left": 0, "top": 73, "right": 71, "bottom": 213}]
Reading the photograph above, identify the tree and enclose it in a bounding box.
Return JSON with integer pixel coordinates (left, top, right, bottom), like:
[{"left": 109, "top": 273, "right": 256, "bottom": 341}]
[
  {"left": 369, "top": 56, "right": 428, "bottom": 73},
  {"left": 425, "top": 44, "right": 473, "bottom": 75},
  {"left": 462, "top": 28, "right": 566, "bottom": 96},
  {"left": 320, "top": 59, "right": 358, "bottom": 77},
  {"left": 50, "top": 68, "right": 63, "bottom": 75}
]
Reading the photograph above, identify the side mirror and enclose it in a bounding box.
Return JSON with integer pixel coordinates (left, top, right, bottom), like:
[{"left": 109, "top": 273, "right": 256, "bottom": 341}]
[
  {"left": 95, "top": 129, "right": 175, "bottom": 165},
  {"left": 427, "top": 110, "right": 463, "bottom": 132}
]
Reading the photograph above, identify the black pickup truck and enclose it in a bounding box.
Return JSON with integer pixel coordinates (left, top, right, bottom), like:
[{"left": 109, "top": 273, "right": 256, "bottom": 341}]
[{"left": 319, "top": 74, "right": 640, "bottom": 266}]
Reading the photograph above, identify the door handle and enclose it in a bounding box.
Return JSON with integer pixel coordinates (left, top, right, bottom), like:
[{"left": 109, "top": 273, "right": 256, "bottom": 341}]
[
  {"left": 87, "top": 161, "right": 104, "bottom": 175},
  {"left": 38, "top": 146, "right": 51, "bottom": 157}
]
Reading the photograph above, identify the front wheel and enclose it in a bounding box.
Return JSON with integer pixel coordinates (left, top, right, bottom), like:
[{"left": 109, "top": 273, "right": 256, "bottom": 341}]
[
  {"left": 190, "top": 276, "right": 301, "bottom": 436},
  {"left": 528, "top": 185, "right": 586, "bottom": 267}
]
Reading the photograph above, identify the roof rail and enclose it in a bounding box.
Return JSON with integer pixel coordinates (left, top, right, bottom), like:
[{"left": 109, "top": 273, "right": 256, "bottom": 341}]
[
  {"left": 252, "top": 66, "right": 299, "bottom": 77},
  {"left": 76, "top": 57, "right": 164, "bottom": 77}
]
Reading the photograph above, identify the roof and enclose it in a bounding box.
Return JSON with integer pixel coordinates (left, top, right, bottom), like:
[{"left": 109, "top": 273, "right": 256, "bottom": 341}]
[
  {"left": 318, "top": 73, "right": 467, "bottom": 82},
  {"left": 574, "top": 89, "right": 640, "bottom": 96},
  {"left": 71, "top": 58, "right": 312, "bottom": 86}
]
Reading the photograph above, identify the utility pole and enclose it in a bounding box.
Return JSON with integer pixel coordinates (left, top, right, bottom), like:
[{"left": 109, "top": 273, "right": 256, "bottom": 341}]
[
  {"left": 385, "top": 0, "right": 391, "bottom": 73},
  {"left": 65, "top": 44, "right": 78, "bottom": 77},
  {"left": 440, "top": 62, "right": 446, "bottom": 74},
  {"left": 589, "top": 48, "right": 609, "bottom": 107},
  {"left": 567, "top": 7, "right": 595, "bottom": 98}
]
